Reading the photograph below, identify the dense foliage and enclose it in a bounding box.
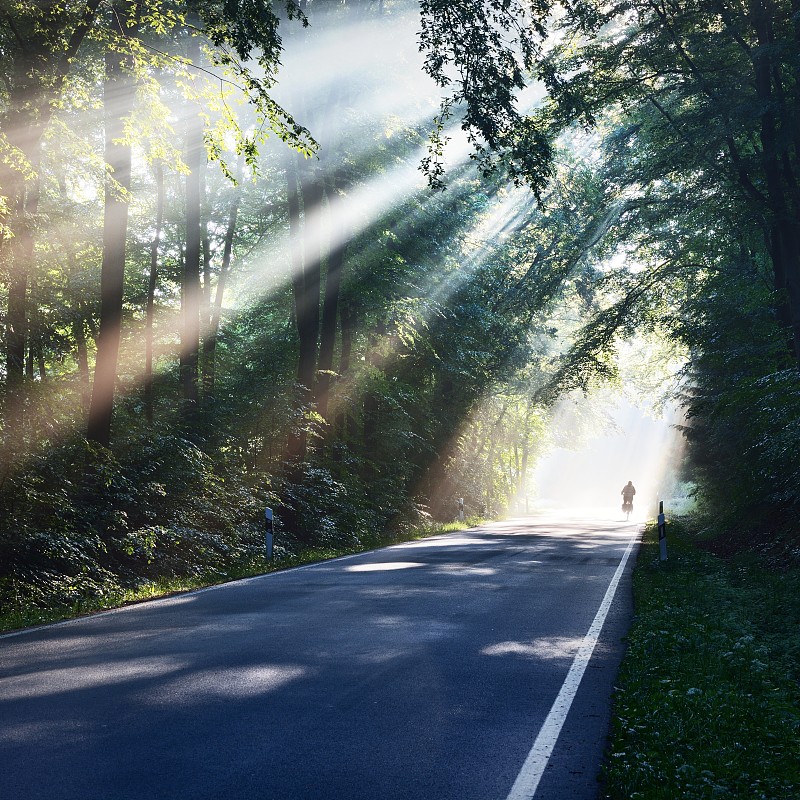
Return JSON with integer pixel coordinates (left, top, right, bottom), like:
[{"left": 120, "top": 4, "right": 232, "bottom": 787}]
[
  {"left": 2, "top": 0, "right": 799, "bottom": 613},
  {"left": 515, "top": 0, "right": 800, "bottom": 530},
  {"left": 0, "top": 1, "right": 608, "bottom": 612},
  {"left": 604, "top": 521, "right": 800, "bottom": 799}
]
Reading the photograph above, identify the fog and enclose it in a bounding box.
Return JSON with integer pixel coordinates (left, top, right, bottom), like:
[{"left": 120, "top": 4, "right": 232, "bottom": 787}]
[{"left": 532, "top": 394, "right": 684, "bottom": 522}]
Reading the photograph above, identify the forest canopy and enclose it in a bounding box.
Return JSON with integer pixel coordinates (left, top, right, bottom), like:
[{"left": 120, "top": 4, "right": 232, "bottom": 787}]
[{"left": 1, "top": 0, "right": 798, "bottom": 613}]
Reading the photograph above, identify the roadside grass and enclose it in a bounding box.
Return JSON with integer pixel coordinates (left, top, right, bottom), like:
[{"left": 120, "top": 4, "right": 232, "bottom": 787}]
[
  {"left": 0, "top": 516, "right": 485, "bottom": 634},
  {"left": 603, "top": 518, "right": 800, "bottom": 799}
]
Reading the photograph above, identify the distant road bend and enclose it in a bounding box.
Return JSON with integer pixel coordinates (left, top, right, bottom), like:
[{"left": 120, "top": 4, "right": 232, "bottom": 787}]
[{"left": 0, "top": 514, "right": 639, "bottom": 800}]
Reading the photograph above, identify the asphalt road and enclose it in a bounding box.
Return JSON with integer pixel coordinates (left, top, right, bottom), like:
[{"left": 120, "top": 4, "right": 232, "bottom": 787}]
[{"left": 0, "top": 514, "right": 639, "bottom": 800}]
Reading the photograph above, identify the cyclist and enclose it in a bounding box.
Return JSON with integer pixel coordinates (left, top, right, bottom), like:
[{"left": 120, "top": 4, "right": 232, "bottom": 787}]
[{"left": 621, "top": 481, "right": 636, "bottom": 520}]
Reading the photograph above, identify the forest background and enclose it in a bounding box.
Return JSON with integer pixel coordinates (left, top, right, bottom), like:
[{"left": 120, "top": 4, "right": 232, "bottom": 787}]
[{"left": 2, "top": 0, "right": 800, "bottom": 616}]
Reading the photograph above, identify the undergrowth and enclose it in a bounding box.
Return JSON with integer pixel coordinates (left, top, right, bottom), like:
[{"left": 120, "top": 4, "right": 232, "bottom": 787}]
[
  {"left": 603, "top": 518, "right": 800, "bottom": 799},
  {"left": 0, "top": 516, "right": 485, "bottom": 634},
  {"left": 0, "top": 431, "right": 488, "bottom": 634}
]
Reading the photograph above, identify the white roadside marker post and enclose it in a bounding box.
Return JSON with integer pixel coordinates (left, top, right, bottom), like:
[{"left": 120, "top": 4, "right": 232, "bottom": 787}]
[
  {"left": 458, "top": 497, "right": 465, "bottom": 522},
  {"left": 265, "top": 507, "right": 274, "bottom": 560},
  {"left": 658, "top": 500, "right": 667, "bottom": 561}
]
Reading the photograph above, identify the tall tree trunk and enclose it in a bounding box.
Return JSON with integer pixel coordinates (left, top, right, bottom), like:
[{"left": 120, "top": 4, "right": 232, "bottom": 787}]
[
  {"left": 2, "top": 110, "right": 41, "bottom": 457},
  {"left": 1, "top": 48, "right": 43, "bottom": 461},
  {"left": 286, "top": 154, "right": 305, "bottom": 461},
  {"left": 74, "top": 315, "right": 91, "bottom": 415},
  {"left": 26, "top": 279, "right": 46, "bottom": 381},
  {"left": 750, "top": 0, "right": 800, "bottom": 361},
  {"left": 362, "top": 320, "right": 386, "bottom": 473},
  {"left": 792, "top": 0, "right": 800, "bottom": 167},
  {"left": 297, "top": 158, "right": 323, "bottom": 394},
  {"left": 517, "top": 401, "right": 533, "bottom": 510},
  {"left": 311, "top": 75, "right": 352, "bottom": 426},
  {"left": 86, "top": 6, "right": 135, "bottom": 446},
  {"left": 144, "top": 161, "right": 164, "bottom": 423},
  {"left": 316, "top": 169, "right": 347, "bottom": 421},
  {"left": 286, "top": 152, "right": 323, "bottom": 461},
  {"left": 25, "top": 282, "right": 36, "bottom": 382},
  {"left": 334, "top": 298, "right": 356, "bottom": 441},
  {"left": 181, "top": 31, "right": 203, "bottom": 410},
  {"left": 203, "top": 158, "right": 242, "bottom": 395},
  {"left": 0, "top": 0, "right": 103, "bottom": 464},
  {"left": 316, "top": 245, "right": 345, "bottom": 420},
  {"left": 200, "top": 158, "right": 213, "bottom": 394}
]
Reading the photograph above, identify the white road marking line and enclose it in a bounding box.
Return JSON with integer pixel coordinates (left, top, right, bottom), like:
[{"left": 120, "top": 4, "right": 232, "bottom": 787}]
[{"left": 505, "top": 531, "right": 639, "bottom": 800}]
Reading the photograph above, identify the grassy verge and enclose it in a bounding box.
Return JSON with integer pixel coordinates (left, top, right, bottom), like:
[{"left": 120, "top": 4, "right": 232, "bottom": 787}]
[
  {"left": 0, "top": 517, "right": 484, "bottom": 634},
  {"left": 603, "top": 518, "right": 800, "bottom": 799}
]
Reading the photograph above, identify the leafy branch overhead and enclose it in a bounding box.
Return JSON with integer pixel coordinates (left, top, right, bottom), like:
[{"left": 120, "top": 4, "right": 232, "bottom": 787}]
[{"left": 417, "top": 0, "right": 554, "bottom": 194}]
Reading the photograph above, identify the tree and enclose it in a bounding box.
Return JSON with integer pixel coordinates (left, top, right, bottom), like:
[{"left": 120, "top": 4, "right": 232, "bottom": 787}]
[
  {"left": 201, "top": 156, "right": 242, "bottom": 396},
  {"left": 1, "top": 0, "right": 104, "bottom": 458},
  {"left": 86, "top": 0, "right": 138, "bottom": 446},
  {"left": 475, "top": 1, "right": 800, "bottom": 362},
  {"left": 143, "top": 160, "right": 165, "bottom": 423},
  {"left": 179, "top": 18, "right": 203, "bottom": 411}
]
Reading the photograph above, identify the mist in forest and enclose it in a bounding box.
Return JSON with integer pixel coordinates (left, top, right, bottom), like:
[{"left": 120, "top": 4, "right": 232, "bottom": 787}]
[
  {"left": 531, "top": 394, "right": 684, "bottom": 521},
  {"left": 5, "top": 0, "right": 735, "bottom": 623},
  {"left": 235, "top": 8, "right": 478, "bottom": 303}
]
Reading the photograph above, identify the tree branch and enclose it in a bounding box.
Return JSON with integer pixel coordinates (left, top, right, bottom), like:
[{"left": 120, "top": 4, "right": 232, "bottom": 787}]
[
  {"left": 54, "top": 0, "right": 105, "bottom": 88},
  {"left": 1, "top": 10, "right": 27, "bottom": 50}
]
